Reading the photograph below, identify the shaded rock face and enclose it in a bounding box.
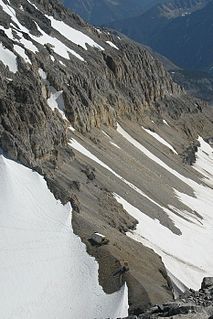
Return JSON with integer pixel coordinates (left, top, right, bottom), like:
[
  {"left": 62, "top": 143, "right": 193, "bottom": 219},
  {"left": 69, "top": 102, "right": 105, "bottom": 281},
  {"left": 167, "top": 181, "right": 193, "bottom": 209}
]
[
  {"left": 0, "top": 69, "right": 67, "bottom": 167},
  {"left": 124, "top": 277, "right": 213, "bottom": 318}
]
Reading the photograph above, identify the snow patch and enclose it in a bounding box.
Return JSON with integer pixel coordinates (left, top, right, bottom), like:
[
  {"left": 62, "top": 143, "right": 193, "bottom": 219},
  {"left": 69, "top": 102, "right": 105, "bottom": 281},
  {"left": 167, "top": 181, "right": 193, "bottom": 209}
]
[
  {"left": 106, "top": 41, "right": 119, "bottom": 50},
  {"left": 14, "top": 44, "right": 31, "bottom": 64},
  {"left": 0, "top": 42, "right": 17, "bottom": 73},
  {"left": 102, "top": 130, "right": 111, "bottom": 139},
  {"left": 163, "top": 119, "right": 170, "bottom": 126},
  {"left": 0, "top": 0, "right": 84, "bottom": 61},
  {"left": 47, "top": 88, "right": 66, "bottom": 120},
  {"left": 142, "top": 126, "right": 177, "bottom": 154},
  {"left": 110, "top": 141, "right": 121, "bottom": 149},
  {"left": 46, "top": 15, "right": 104, "bottom": 51},
  {"left": 59, "top": 60, "right": 66, "bottom": 66},
  {"left": 32, "top": 23, "right": 85, "bottom": 61},
  {"left": 95, "top": 28, "right": 102, "bottom": 34},
  {"left": 69, "top": 138, "right": 176, "bottom": 213},
  {"left": 69, "top": 125, "right": 75, "bottom": 132},
  {"left": 38, "top": 67, "right": 47, "bottom": 80},
  {"left": 193, "top": 137, "right": 213, "bottom": 183},
  {"left": 50, "top": 55, "right": 55, "bottom": 62}
]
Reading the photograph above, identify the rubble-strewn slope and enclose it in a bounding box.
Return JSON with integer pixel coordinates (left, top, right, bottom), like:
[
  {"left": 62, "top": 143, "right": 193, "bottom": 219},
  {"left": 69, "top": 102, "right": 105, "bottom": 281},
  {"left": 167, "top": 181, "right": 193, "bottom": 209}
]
[
  {"left": 1, "top": 0, "right": 213, "bottom": 316},
  {"left": 125, "top": 277, "right": 213, "bottom": 318}
]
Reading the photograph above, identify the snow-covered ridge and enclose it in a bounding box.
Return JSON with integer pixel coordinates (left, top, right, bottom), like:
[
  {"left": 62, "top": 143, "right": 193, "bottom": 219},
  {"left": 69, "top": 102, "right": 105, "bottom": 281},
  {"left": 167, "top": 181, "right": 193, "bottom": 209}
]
[{"left": 0, "top": 155, "right": 128, "bottom": 319}]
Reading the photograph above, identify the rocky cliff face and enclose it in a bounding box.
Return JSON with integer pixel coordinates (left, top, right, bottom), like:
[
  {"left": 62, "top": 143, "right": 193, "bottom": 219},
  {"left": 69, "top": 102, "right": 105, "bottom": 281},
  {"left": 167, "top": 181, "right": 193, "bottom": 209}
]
[
  {"left": 0, "top": 0, "right": 208, "bottom": 167},
  {"left": 1, "top": 0, "right": 213, "bottom": 315}
]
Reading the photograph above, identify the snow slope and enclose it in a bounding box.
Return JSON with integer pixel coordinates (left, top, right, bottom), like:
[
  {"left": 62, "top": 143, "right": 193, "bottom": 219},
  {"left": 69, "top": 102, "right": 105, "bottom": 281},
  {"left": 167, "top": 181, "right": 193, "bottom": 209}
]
[{"left": 0, "top": 155, "right": 128, "bottom": 319}]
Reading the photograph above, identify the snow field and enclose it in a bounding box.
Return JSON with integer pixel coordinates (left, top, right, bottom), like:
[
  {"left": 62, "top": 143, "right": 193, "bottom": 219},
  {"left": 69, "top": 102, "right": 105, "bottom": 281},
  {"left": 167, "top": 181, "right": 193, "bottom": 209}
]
[{"left": 0, "top": 155, "right": 128, "bottom": 319}]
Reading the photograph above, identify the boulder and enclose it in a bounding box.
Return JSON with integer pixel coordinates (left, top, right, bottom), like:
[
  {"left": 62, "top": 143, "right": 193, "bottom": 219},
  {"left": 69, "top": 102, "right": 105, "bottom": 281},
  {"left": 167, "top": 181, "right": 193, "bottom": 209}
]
[{"left": 201, "top": 278, "right": 213, "bottom": 290}]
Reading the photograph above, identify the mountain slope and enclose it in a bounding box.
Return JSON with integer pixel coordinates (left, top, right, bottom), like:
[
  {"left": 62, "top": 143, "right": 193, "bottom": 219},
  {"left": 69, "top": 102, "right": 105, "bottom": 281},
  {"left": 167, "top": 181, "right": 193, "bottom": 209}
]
[
  {"left": 108, "top": 0, "right": 213, "bottom": 71},
  {"left": 1, "top": 0, "right": 213, "bottom": 317},
  {"left": 63, "top": 0, "right": 165, "bottom": 25}
]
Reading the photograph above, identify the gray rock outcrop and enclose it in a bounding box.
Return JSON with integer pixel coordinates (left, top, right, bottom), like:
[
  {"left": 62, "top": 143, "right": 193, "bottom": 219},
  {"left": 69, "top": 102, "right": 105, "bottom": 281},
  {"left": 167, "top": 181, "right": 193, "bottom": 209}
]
[{"left": 124, "top": 277, "right": 213, "bottom": 318}]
